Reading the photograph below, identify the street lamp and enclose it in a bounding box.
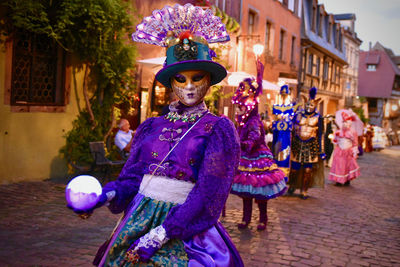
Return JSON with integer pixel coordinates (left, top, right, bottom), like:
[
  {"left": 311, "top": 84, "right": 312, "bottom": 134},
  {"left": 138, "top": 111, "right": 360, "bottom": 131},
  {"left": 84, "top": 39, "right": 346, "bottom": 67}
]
[{"left": 253, "top": 43, "right": 264, "bottom": 59}]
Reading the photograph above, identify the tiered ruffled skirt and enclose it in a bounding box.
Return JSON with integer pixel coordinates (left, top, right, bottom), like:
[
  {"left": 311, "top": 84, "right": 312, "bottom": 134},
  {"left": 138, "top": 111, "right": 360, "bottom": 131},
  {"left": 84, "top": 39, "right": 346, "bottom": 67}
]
[
  {"left": 231, "top": 147, "right": 287, "bottom": 200},
  {"left": 329, "top": 147, "right": 360, "bottom": 184}
]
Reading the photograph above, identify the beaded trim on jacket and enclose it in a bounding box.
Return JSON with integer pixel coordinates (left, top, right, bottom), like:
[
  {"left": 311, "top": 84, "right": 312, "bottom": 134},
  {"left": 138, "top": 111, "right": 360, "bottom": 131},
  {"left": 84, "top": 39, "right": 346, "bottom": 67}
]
[{"left": 165, "top": 101, "right": 208, "bottom": 122}]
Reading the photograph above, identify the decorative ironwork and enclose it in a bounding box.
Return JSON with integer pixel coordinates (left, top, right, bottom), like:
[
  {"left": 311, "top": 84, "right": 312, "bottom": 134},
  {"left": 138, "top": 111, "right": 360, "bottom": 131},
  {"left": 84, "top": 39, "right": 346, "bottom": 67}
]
[{"left": 11, "top": 30, "right": 64, "bottom": 105}]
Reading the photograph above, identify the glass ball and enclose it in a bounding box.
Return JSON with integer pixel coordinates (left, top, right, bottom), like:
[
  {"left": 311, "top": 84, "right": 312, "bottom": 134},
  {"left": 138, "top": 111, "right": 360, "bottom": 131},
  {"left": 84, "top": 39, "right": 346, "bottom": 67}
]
[{"left": 65, "top": 175, "right": 102, "bottom": 211}]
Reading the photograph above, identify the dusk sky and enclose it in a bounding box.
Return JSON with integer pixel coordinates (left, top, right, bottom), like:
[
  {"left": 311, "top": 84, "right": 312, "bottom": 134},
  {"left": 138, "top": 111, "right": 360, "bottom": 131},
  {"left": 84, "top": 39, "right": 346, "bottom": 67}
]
[{"left": 318, "top": 0, "right": 400, "bottom": 54}]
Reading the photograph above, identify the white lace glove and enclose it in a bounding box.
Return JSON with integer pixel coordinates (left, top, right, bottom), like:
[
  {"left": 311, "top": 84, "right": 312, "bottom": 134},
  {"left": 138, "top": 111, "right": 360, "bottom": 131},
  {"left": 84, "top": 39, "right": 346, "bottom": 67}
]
[{"left": 125, "top": 225, "right": 169, "bottom": 263}]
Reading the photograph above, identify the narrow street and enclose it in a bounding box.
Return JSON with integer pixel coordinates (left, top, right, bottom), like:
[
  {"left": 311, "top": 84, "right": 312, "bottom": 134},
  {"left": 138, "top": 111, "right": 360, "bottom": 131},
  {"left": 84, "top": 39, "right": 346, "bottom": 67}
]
[{"left": 0, "top": 147, "right": 399, "bottom": 266}]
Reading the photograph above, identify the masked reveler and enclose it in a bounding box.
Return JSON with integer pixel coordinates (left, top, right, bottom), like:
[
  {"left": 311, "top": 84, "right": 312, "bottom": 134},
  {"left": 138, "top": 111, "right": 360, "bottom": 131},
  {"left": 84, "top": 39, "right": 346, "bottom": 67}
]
[
  {"left": 272, "top": 85, "right": 298, "bottom": 176},
  {"left": 231, "top": 59, "right": 287, "bottom": 231},
  {"left": 288, "top": 87, "right": 326, "bottom": 199},
  {"left": 329, "top": 110, "right": 361, "bottom": 185},
  {"left": 69, "top": 4, "right": 244, "bottom": 266}
]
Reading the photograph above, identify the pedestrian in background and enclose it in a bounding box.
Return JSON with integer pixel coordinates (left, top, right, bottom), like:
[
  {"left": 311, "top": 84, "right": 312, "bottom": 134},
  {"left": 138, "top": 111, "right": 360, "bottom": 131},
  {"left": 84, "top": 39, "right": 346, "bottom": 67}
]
[
  {"left": 364, "top": 124, "right": 374, "bottom": 152},
  {"left": 114, "top": 118, "right": 134, "bottom": 158},
  {"left": 324, "top": 115, "right": 336, "bottom": 167}
]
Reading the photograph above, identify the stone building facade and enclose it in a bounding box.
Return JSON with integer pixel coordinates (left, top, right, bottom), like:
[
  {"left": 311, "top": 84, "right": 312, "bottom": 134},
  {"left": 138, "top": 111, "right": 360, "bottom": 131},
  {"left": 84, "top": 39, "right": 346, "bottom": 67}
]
[
  {"left": 334, "top": 13, "right": 362, "bottom": 108},
  {"left": 299, "top": 0, "right": 347, "bottom": 116}
]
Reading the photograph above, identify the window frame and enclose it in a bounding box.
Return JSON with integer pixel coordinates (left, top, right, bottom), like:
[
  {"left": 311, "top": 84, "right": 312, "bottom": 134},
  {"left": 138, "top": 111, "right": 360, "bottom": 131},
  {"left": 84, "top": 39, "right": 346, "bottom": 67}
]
[
  {"left": 367, "top": 64, "right": 377, "bottom": 71},
  {"left": 307, "top": 53, "right": 313, "bottom": 74},
  {"left": 315, "top": 57, "right": 320, "bottom": 77},
  {"left": 290, "top": 35, "right": 296, "bottom": 65},
  {"left": 323, "top": 60, "right": 329, "bottom": 80},
  {"left": 4, "top": 31, "right": 70, "bottom": 112},
  {"left": 279, "top": 28, "right": 286, "bottom": 61},
  {"left": 265, "top": 20, "right": 272, "bottom": 52},
  {"left": 248, "top": 10, "right": 257, "bottom": 35}
]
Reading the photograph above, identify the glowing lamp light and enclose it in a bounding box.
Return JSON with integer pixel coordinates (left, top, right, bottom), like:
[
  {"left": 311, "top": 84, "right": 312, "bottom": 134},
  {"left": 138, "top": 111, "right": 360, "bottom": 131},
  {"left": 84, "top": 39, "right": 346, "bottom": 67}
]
[
  {"left": 65, "top": 175, "right": 102, "bottom": 211},
  {"left": 253, "top": 44, "right": 264, "bottom": 57},
  {"left": 392, "top": 105, "right": 398, "bottom": 111}
]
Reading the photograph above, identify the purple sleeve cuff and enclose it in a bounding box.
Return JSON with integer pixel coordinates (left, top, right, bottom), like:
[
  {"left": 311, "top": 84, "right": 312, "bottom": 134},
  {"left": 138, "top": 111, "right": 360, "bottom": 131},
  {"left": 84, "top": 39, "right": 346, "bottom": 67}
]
[{"left": 241, "top": 118, "right": 261, "bottom": 153}]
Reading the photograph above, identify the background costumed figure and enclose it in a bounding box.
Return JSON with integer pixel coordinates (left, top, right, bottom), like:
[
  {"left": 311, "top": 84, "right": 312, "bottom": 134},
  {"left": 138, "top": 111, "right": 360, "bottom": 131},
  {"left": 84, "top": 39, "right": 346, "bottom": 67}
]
[
  {"left": 324, "top": 115, "right": 336, "bottom": 167},
  {"left": 364, "top": 124, "right": 374, "bottom": 152},
  {"left": 231, "top": 59, "right": 287, "bottom": 231},
  {"left": 272, "top": 85, "right": 297, "bottom": 176},
  {"left": 68, "top": 4, "right": 244, "bottom": 266},
  {"left": 329, "top": 109, "right": 361, "bottom": 185},
  {"left": 288, "top": 87, "right": 326, "bottom": 199}
]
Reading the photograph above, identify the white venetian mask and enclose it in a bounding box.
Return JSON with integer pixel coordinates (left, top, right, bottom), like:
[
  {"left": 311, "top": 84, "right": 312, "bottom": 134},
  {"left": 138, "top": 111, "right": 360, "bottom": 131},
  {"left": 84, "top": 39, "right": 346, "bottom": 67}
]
[{"left": 171, "top": 70, "right": 211, "bottom": 106}]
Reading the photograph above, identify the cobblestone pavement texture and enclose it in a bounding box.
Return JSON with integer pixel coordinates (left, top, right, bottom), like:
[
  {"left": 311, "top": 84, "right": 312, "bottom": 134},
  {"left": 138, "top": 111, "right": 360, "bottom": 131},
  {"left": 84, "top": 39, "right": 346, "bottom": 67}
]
[{"left": 0, "top": 147, "right": 399, "bottom": 267}]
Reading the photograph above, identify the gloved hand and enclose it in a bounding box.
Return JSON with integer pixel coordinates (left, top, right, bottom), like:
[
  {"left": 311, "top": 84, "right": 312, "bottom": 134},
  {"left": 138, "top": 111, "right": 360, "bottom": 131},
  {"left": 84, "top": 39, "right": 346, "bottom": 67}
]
[
  {"left": 67, "top": 189, "right": 116, "bottom": 219},
  {"left": 125, "top": 225, "right": 169, "bottom": 264},
  {"left": 352, "top": 146, "right": 359, "bottom": 158}
]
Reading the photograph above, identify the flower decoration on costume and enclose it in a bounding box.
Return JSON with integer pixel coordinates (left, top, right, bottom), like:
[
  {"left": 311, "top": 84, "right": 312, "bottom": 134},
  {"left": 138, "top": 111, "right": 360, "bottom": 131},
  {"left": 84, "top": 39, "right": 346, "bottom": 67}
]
[
  {"left": 232, "top": 59, "right": 264, "bottom": 126},
  {"left": 173, "top": 31, "right": 199, "bottom": 61},
  {"left": 341, "top": 111, "right": 355, "bottom": 122}
]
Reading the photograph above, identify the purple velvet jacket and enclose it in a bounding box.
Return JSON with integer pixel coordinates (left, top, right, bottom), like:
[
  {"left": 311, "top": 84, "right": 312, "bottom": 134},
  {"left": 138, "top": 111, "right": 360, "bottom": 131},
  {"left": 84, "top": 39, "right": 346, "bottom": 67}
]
[{"left": 103, "top": 102, "right": 240, "bottom": 240}]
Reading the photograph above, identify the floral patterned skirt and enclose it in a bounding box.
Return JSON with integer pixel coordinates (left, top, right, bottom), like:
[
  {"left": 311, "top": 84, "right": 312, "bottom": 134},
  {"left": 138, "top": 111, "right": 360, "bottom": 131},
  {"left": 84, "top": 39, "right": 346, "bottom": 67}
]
[{"left": 97, "top": 193, "right": 243, "bottom": 266}]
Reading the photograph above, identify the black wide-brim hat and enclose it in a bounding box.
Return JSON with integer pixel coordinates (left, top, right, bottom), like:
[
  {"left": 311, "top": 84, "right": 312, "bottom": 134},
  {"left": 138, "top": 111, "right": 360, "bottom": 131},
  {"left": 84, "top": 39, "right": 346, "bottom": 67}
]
[{"left": 156, "top": 59, "right": 227, "bottom": 89}]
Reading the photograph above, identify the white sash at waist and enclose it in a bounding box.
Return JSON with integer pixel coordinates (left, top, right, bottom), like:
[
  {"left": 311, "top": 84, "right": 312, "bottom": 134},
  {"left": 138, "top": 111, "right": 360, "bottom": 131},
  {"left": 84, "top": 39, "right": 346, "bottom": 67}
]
[{"left": 139, "top": 174, "right": 195, "bottom": 204}]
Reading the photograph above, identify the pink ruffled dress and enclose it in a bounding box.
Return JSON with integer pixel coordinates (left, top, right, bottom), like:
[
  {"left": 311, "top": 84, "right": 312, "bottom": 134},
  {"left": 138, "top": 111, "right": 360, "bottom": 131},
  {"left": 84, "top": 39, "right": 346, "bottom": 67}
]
[{"left": 329, "top": 128, "right": 360, "bottom": 184}]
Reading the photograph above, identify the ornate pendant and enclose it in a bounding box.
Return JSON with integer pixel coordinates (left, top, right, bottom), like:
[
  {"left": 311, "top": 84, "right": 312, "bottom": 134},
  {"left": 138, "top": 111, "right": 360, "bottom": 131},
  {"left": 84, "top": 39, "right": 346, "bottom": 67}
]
[{"left": 165, "top": 111, "right": 204, "bottom": 123}]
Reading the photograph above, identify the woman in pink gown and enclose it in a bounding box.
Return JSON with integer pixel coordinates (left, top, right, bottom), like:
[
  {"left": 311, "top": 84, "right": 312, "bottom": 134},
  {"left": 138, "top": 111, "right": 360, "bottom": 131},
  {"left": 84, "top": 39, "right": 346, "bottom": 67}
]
[{"left": 329, "top": 110, "right": 360, "bottom": 186}]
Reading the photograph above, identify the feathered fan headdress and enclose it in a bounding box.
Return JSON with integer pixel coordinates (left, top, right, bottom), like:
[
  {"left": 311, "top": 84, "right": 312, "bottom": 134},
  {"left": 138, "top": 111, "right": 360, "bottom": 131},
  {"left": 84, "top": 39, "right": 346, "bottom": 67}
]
[
  {"left": 232, "top": 60, "right": 264, "bottom": 125},
  {"left": 132, "top": 4, "right": 230, "bottom": 88}
]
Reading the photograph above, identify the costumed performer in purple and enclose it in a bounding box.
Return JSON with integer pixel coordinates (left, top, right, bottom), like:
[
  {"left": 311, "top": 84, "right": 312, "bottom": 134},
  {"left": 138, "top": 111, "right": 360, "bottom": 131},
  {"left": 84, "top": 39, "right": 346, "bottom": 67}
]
[
  {"left": 231, "top": 59, "right": 287, "bottom": 231},
  {"left": 68, "top": 4, "right": 243, "bottom": 266},
  {"left": 288, "top": 87, "right": 326, "bottom": 199},
  {"left": 329, "top": 110, "right": 361, "bottom": 185}
]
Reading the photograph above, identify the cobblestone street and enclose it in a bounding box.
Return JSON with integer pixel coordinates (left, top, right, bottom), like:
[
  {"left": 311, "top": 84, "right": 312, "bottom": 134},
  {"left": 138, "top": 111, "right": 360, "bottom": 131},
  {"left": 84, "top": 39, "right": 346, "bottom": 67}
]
[{"left": 0, "top": 147, "right": 399, "bottom": 266}]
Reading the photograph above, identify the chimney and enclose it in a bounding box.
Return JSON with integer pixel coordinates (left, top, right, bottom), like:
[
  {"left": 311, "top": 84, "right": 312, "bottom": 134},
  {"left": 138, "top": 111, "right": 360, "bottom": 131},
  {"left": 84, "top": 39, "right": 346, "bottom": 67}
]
[{"left": 369, "top": 42, "right": 372, "bottom": 51}]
